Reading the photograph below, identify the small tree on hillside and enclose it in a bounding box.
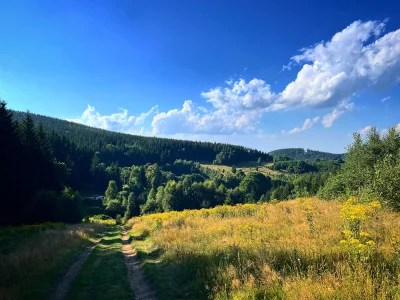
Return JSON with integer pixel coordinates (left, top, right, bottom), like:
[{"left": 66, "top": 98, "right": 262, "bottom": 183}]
[
  {"left": 105, "top": 180, "right": 118, "bottom": 204},
  {"left": 231, "top": 165, "right": 237, "bottom": 174}
]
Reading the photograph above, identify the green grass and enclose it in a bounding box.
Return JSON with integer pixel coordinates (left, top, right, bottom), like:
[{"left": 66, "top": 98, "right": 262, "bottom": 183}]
[
  {"left": 0, "top": 224, "right": 103, "bottom": 300},
  {"left": 24, "top": 246, "right": 86, "bottom": 300},
  {"left": 0, "top": 223, "right": 65, "bottom": 255},
  {"left": 129, "top": 230, "right": 199, "bottom": 299},
  {"left": 68, "top": 226, "right": 132, "bottom": 300}
]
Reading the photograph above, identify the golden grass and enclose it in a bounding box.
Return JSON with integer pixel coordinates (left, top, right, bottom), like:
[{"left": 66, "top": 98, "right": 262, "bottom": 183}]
[
  {"left": 89, "top": 216, "right": 116, "bottom": 225},
  {"left": 0, "top": 223, "right": 104, "bottom": 300},
  {"left": 201, "top": 161, "right": 285, "bottom": 177},
  {"left": 127, "top": 199, "right": 400, "bottom": 299}
]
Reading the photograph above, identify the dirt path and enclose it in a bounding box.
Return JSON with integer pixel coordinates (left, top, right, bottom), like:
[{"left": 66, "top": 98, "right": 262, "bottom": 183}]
[
  {"left": 121, "top": 226, "right": 157, "bottom": 300},
  {"left": 46, "top": 234, "right": 104, "bottom": 300}
]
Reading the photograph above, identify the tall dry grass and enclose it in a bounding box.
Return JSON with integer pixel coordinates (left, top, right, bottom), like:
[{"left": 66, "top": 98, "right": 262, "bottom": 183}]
[
  {"left": 0, "top": 223, "right": 103, "bottom": 300},
  {"left": 128, "top": 199, "right": 400, "bottom": 299}
]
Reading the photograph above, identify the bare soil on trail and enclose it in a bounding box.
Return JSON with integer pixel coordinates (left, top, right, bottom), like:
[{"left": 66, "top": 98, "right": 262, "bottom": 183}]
[
  {"left": 121, "top": 227, "right": 157, "bottom": 300},
  {"left": 46, "top": 234, "right": 104, "bottom": 300}
]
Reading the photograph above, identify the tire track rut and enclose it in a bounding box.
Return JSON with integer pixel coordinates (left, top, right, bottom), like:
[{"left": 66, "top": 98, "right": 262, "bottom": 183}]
[
  {"left": 46, "top": 233, "right": 104, "bottom": 300},
  {"left": 121, "top": 227, "right": 157, "bottom": 300}
]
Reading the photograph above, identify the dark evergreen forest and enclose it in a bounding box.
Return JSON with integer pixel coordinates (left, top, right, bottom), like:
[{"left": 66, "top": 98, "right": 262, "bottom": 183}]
[{"left": 269, "top": 148, "right": 345, "bottom": 161}]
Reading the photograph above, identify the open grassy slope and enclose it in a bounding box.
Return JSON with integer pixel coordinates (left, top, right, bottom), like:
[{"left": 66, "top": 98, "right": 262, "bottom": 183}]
[
  {"left": 127, "top": 199, "right": 400, "bottom": 299},
  {"left": 201, "top": 161, "right": 286, "bottom": 177}
]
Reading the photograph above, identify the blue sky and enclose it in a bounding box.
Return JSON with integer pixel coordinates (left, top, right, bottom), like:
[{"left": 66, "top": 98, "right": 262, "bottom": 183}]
[{"left": 1, "top": 0, "right": 400, "bottom": 153}]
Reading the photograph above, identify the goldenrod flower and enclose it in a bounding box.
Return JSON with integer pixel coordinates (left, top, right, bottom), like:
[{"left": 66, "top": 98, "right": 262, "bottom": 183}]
[{"left": 366, "top": 240, "right": 375, "bottom": 246}]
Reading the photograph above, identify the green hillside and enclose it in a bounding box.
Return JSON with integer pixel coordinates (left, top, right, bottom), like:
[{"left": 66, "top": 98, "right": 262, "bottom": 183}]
[
  {"left": 12, "top": 110, "right": 272, "bottom": 166},
  {"left": 269, "top": 148, "right": 345, "bottom": 161}
]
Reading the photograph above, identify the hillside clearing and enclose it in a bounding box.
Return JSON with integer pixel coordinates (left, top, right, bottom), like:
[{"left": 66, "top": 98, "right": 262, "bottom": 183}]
[{"left": 201, "top": 161, "right": 285, "bottom": 176}]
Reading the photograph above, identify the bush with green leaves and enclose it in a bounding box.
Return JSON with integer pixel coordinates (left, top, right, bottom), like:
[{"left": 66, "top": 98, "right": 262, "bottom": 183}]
[{"left": 318, "top": 126, "right": 400, "bottom": 210}]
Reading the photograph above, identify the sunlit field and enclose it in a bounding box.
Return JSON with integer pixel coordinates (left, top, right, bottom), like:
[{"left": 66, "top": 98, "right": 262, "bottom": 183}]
[{"left": 127, "top": 199, "right": 400, "bottom": 299}]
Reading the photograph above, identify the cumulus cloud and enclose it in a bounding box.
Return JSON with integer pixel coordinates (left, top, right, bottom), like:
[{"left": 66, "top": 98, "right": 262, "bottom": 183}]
[
  {"left": 279, "top": 20, "right": 400, "bottom": 110},
  {"left": 288, "top": 117, "right": 320, "bottom": 134},
  {"left": 151, "top": 100, "right": 261, "bottom": 134},
  {"left": 151, "top": 20, "right": 400, "bottom": 134},
  {"left": 69, "top": 105, "right": 158, "bottom": 132}
]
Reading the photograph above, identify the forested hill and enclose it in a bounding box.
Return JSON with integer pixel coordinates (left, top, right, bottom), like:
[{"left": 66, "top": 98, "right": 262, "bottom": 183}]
[
  {"left": 12, "top": 111, "right": 272, "bottom": 166},
  {"left": 269, "top": 148, "right": 345, "bottom": 161}
]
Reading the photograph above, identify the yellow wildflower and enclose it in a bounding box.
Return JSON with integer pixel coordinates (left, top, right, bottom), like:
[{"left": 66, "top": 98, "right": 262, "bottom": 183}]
[
  {"left": 366, "top": 240, "right": 375, "bottom": 246},
  {"left": 342, "top": 230, "right": 353, "bottom": 236},
  {"left": 360, "top": 232, "right": 371, "bottom": 238}
]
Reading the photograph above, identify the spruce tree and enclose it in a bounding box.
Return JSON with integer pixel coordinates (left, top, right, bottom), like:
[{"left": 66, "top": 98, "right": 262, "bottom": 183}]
[{"left": 0, "top": 101, "right": 23, "bottom": 224}]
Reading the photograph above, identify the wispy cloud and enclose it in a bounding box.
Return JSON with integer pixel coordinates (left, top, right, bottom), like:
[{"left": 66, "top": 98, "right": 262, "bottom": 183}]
[
  {"left": 381, "top": 96, "right": 391, "bottom": 102},
  {"left": 321, "top": 103, "right": 354, "bottom": 128},
  {"left": 288, "top": 117, "right": 320, "bottom": 134}
]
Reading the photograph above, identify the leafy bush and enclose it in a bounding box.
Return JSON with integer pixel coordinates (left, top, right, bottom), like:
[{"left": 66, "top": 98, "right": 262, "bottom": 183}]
[{"left": 318, "top": 126, "right": 400, "bottom": 210}]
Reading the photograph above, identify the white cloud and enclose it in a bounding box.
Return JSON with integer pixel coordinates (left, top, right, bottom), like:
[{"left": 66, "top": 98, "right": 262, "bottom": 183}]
[
  {"left": 152, "top": 20, "right": 400, "bottom": 135},
  {"left": 135, "top": 105, "right": 158, "bottom": 125},
  {"left": 279, "top": 20, "right": 400, "bottom": 110},
  {"left": 381, "top": 96, "right": 391, "bottom": 102},
  {"left": 321, "top": 102, "right": 354, "bottom": 128},
  {"left": 69, "top": 105, "right": 158, "bottom": 132},
  {"left": 288, "top": 117, "right": 320, "bottom": 134},
  {"left": 151, "top": 100, "right": 262, "bottom": 134},
  {"left": 201, "top": 78, "right": 277, "bottom": 111}
]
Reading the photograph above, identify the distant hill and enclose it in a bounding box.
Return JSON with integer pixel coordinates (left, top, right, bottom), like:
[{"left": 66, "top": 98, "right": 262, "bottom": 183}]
[
  {"left": 12, "top": 111, "right": 272, "bottom": 166},
  {"left": 269, "top": 148, "right": 345, "bottom": 161}
]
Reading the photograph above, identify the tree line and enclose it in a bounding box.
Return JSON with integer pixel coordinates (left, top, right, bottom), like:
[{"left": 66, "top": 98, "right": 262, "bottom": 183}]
[
  {"left": 0, "top": 102, "right": 81, "bottom": 225},
  {"left": 269, "top": 148, "right": 345, "bottom": 161}
]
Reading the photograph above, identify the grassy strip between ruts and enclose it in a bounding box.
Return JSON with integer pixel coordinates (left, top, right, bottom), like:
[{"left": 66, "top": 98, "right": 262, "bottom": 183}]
[
  {"left": 68, "top": 226, "right": 132, "bottom": 300},
  {"left": 128, "top": 227, "right": 199, "bottom": 300},
  {"left": 0, "top": 223, "right": 103, "bottom": 300}
]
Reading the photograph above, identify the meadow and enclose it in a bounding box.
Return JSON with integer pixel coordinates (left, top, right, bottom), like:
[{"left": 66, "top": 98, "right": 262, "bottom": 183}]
[
  {"left": 201, "top": 161, "right": 285, "bottom": 177},
  {"left": 127, "top": 198, "right": 400, "bottom": 299},
  {"left": 0, "top": 223, "right": 104, "bottom": 300}
]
